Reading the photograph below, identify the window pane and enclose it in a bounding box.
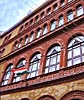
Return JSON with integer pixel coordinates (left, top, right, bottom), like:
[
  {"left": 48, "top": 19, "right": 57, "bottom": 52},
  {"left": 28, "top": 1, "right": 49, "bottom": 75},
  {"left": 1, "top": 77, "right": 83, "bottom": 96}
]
[
  {"left": 6, "top": 73, "right": 10, "bottom": 79},
  {"left": 30, "top": 34, "right": 34, "bottom": 42},
  {"left": 45, "top": 68, "right": 48, "bottom": 74},
  {"left": 32, "top": 63, "right": 37, "bottom": 71},
  {"left": 82, "top": 45, "right": 84, "bottom": 54},
  {"left": 68, "top": 12, "right": 73, "bottom": 21},
  {"left": 59, "top": 16, "right": 64, "bottom": 26},
  {"left": 57, "top": 54, "right": 60, "bottom": 62},
  {"left": 50, "top": 56, "right": 56, "bottom": 65},
  {"left": 68, "top": 60, "right": 72, "bottom": 67},
  {"left": 51, "top": 21, "right": 56, "bottom": 31},
  {"left": 43, "top": 26, "right": 47, "bottom": 35},
  {"left": 16, "top": 76, "right": 21, "bottom": 82},
  {"left": 31, "top": 72, "right": 36, "bottom": 77},
  {"left": 77, "top": 6, "right": 83, "bottom": 16},
  {"left": 82, "top": 56, "right": 84, "bottom": 62},
  {"left": 73, "top": 57, "right": 81, "bottom": 65},
  {"left": 25, "top": 37, "right": 28, "bottom": 45},
  {"left": 49, "top": 66, "right": 55, "bottom": 72},
  {"left": 57, "top": 64, "right": 60, "bottom": 70},
  {"left": 68, "top": 50, "right": 72, "bottom": 58},
  {"left": 73, "top": 47, "right": 80, "bottom": 57},
  {"left": 4, "top": 81, "right": 8, "bottom": 85}
]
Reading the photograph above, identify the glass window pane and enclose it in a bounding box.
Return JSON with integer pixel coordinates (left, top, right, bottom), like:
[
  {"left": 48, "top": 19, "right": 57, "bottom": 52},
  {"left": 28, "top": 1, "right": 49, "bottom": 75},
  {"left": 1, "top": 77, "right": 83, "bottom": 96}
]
[
  {"left": 82, "top": 45, "right": 84, "bottom": 54},
  {"left": 82, "top": 56, "right": 84, "bottom": 62},
  {"left": 31, "top": 72, "right": 36, "bottom": 77},
  {"left": 30, "top": 34, "right": 34, "bottom": 42},
  {"left": 77, "top": 6, "right": 83, "bottom": 16},
  {"left": 49, "top": 66, "right": 55, "bottom": 72},
  {"left": 59, "top": 17, "right": 64, "bottom": 26},
  {"left": 36, "top": 71, "right": 38, "bottom": 76},
  {"left": 50, "top": 56, "right": 56, "bottom": 65},
  {"left": 45, "top": 68, "right": 48, "bottom": 74},
  {"left": 57, "top": 54, "right": 60, "bottom": 62},
  {"left": 68, "top": 12, "right": 73, "bottom": 21},
  {"left": 51, "top": 21, "right": 56, "bottom": 31},
  {"left": 6, "top": 73, "right": 10, "bottom": 79},
  {"left": 32, "top": 63, "right": 37, "bottom": 71},
  {"left": 57, "top": 64, "right": 60, "bottom": 70},
  {"left": 73, "top": 47, "right": 80, "bottom": 57},
  {"left": 4, "top": 81, "right": 8, "bottom": 85},
  {"left": 73, "top": 57, "right": 81, "bottom": 65},
  {"left": 68, "top": 60, "right": 72, "bottom": 67},
  {"left": 16, "top": 76, "right": 21, "bottom": 82},
  {"left": 43, "top": 26, "right": 47, "bottom": 35},
  {"left": 68, "top": 50, "right": 72, "bottom": 58}
]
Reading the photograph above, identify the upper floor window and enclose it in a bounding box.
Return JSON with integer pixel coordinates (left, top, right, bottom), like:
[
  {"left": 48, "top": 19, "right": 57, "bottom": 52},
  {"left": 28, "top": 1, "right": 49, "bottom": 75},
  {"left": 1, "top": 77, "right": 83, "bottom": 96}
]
[
  {"left": 58, "top": 15, "right": 64, "bottom": 26},
  {"left": 76, "top": 5, "right": 84, "bottom": 17},
  {"left": 43, "top": 24, "right": 48, "bottom": 35},
  {"left": 1, "top": 64, "right": 13, "bottom": 86},
  {"left": 36, "top": 28, "right": 42, "bottom": 38},
  {"left": 45, "top": 45, "right": 61, "bottom": 74},
  {"left": 67, "top": 10, "right": 73, "bottom": 21},
  {"left": 47, "top": 7, "right": 51, "bottom": 15},
  {"left": 60, "top": 0, "right": 65, "bottom": 7},
  {"left": 25, "top": 35, "right": 29, "bottom": 45},
  {"left": 14, "top": 41, "right": 19, "bottom": 49},
  {"left": 50, "top": 20, "right": 56, "bottom": 31},
  {"left": 29, "top": 32, "right": 34, "bottom": 42},
  {"left": 53, "top": 3, "right": 58, "bottom": 11},
  {"left": 68, "top": 0, "right": 72, "bottom": 2},
  {"left": 13, "top": 59, "right": 26, "bottom": 82},
  {"left": 25, "top": 22, "right": 28, "bottom": 28},
  {"left": 41, "top": 12, "right": 45, "bottom": 19},
  {"left": 35, "top": 15, "right": 39, "bottom": 23},
  {"left": 20, "top": 25, "right": 24, "bottom": 32},
  {"left": 30, "top": 19, "right": 33, "bottom": 26},
  {"left": 67, "top": 36, "right": 84, "bottom": 67},
  {"left": 18, "top": 38, "right": 23, "bottom": 48},
  {"left": 27, "top": 53, "right": 41, "bottom": 78}
]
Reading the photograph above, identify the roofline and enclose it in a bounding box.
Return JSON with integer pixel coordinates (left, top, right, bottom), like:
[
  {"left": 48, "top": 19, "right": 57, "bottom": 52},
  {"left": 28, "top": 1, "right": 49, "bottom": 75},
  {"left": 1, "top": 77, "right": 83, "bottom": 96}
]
[{"left": 0, "top": 0, "right": 53, "bottom": 38}]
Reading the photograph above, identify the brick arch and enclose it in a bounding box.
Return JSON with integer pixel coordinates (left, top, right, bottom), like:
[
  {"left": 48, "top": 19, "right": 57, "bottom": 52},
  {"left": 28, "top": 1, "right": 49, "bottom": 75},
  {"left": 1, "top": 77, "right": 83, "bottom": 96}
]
[
  {"left": 44, "top": 38, "right": 64, "bottom": 56},
  {"left": 66, "top": 32, "right": 84, "bottom": 47},
  {"left": 37, "top": 95, "right": 56, "bottom": 100},
  {"left": 60, "top": 90, "right": 84, "bottom": 100},
  {"left": 21, "top": 98, "right": 30, "bottom": 100}
]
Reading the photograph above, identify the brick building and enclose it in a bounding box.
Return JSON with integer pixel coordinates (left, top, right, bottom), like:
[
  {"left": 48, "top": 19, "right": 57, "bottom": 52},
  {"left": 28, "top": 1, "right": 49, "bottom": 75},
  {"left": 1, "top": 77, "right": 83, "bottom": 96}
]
[{"left": 0, "top": 0, "right": 84, "bottom": 100}]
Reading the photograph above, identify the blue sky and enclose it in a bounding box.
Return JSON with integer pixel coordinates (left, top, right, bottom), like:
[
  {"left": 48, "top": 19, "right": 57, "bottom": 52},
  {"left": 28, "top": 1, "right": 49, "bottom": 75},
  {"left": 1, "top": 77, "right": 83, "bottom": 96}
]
[{"left": 0, "top": 0, "right": 47, "bottom": 32}]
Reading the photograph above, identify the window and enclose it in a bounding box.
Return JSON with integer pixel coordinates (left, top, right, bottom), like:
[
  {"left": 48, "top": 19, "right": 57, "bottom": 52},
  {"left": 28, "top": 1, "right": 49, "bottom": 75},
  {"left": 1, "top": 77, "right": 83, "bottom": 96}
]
[
  {"left": 41, "top": 12, "right": 45, "bottom": 19},
  {"left": 36, "top": 28, "right": 42, "bottom": 38},
  {"left": 45, "top": 45, "right": 61, "bottom": 74},
  {"left": 35, "top": 15, "right": 39, "bottom": 22},
  {"left": 20, "top": 25, "right": 24, "bottom": 32},
  {"left": 25, "top": 22, "right": 28, "bottom": 28},
  {"left": 67, "top": 36, "right": 84, "bottom": 67},
  {"left": 68, "top": 0, "right": 72, "bottom": 2},
  {"left": 76, "top": 5, "right": 83, "bottom": 17},
  {"left": 25, "top": 35, "right": 29, "bottom": 45},
  {"left": 1, "top": 64, "right": 13, "bottom": 86},
  {"left": 67, "top": 10, "right": 73, "bottom": 21},
  {"left": 58, "top": 15, "right": 64, "bottom": 26},
  {"left": 14, "top": 41, "right": 19, "bottom": 49},
  {"left": 53, "top": 3, "right": 58, "bottom": 11},
  {"left": 47, "top": 8, "right": 51, "bottom": 15},
  {"left": 27, "top": 53, "right": 41, "bottom": 78},
  {"left": 30, "top": 19, "right": 33, "bottom": 26},
  {"left": 29, "top": 32, "right": 34, "bottom": 42},
  {"left": 43, "top": 24, "right": 48, "bottom": 35},
  {"left": 50, "top": 20, "right": 56, "bottom": 31},
  {"left": 18, "top": 38, "right": 23, "bottom": 48},
  {"left": 13, "top": 59, "right": 26, "bottom": 82},
  {"left": 60, "top": 0, "right": 65, "bottom": 7}
]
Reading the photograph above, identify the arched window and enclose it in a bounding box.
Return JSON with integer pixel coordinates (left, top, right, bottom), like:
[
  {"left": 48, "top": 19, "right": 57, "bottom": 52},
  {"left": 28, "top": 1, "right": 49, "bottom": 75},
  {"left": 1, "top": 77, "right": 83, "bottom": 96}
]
[
  {"left": 60, "top": 0, "right": 65, "bottom": 7},
  {"left": 53, "top": 3, "right": 58, "bottom": 11},
  {"left": 58, "top": 15, "right": 64, "bottom": 26},
  {"left": 45, "top": 45, "right": 61, "bottom": 74},
  {"left": 41, "top": 12, "right": 45, "bottom": 19},
  {"left": 76, "top": 4, "right": 84, "bottom": 17},
  {"left": 47, "top": 7, "right": 51, "bottom": 15},
  {"left": 67, "top": 10, "right": 73, "bottom": 21},
  {"left": 35, "top": 15, "right": 39, "bottom": 23},
  {"left": 25, "top": 35, "right": 29, "bottom": 45},
  {"left": 27, "top": 53, "right": 41, "bottom": 78},
  {"left": 18, "top": 38, "right": 23, "bottom": 48},
  {"left": 36, "top": 28, "right": 42, "bottom": 38},
  {"left": 67, "top": 36, "right": 84, "bottom": 67},
  {"left": 14, "top": 41, "right": 19, "bottom": 49},
  {"left": 43, "top": 24, "right": 48, "bottom": 35},
  {"left": 50, "top": 20, "right": 56, "bottom": 31},
  {"left": 29, "top": 32, "right": 34, "bottom": 42},
  {"left": 13, "top": 59, "right": 26, "bottom": 82},
  {"left": 1, "top": 64, "right": 13, "bottom": 86},
  {"left": 30, "top": 19, "right": 33, "bottom": 26}
]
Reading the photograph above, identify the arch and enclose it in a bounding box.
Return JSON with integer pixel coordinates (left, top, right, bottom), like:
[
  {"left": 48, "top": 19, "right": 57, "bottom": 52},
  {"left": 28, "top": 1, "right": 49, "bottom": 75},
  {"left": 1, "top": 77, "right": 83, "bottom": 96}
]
[
  {"left": 50, "top": 19, "right": 56, "bottom": 31},
  {"left": 27, "top": 52, "right": 41, "bottom": 78},
  {"left": 21, "top": 98, "right": 30, "bottom": 100},
  {"left": 37, "top": 95, "right": 56, "bottom": 100},
  {"left": 44, "top": 44, "right": 61, "bottom": 74},
  {"left": 60, "top": 90, "right": 84, "bottom": 100},
  {"left": 1, "top": 63, "right": 13, "bottom": 86}
]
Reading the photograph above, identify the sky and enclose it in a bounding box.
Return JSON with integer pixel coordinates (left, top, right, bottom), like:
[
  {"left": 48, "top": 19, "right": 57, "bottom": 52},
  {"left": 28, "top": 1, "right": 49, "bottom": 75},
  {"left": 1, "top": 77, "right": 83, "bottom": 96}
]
[{"left": 0, "top": 0, "right": 47, "bottom": 32}]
